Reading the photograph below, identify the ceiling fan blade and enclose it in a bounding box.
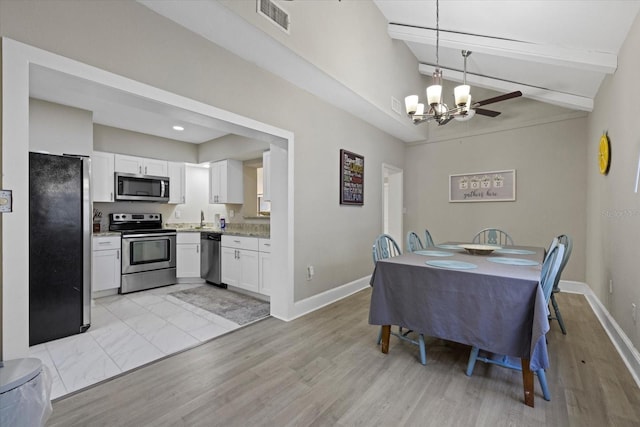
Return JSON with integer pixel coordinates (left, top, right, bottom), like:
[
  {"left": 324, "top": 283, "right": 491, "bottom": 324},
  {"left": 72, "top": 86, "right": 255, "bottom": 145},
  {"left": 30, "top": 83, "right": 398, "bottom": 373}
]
[
  {"left": 473, "top": 91, "right": 522, "bottom": 108},
  {"left": 474, "top": 108, "right": 501, "bottom": 118}
]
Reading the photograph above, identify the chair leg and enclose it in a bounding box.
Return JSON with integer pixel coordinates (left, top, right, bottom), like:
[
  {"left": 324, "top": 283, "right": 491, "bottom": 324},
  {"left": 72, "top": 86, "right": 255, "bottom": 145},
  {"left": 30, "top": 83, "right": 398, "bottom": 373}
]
[
  {"left": 377, "top": 326, "right": 382, "bottom": 345},
  {"left": 466, "top": 346, "right": 480, "bottom": 376},
  {"left": 418, "top": 334, "right": 426, "bottom": 365},
  {"left": 550, "top": 293, "right": 567, "bottom": 335},
  {"left": 536, "top": 369, "right": 551, "bottom": 401}
]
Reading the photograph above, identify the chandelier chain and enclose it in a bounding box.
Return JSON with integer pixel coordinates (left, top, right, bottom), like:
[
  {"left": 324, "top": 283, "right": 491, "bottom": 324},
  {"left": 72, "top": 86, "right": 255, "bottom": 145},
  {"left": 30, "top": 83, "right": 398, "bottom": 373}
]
[{"left": 435, "top": 0, "right": 439, "bottom": 66}]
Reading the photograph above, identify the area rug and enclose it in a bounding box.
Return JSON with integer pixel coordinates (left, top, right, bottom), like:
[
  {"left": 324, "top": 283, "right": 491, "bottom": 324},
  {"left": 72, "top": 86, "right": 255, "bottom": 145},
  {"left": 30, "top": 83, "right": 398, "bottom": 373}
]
[{"left": 170, "top": 285, "right": 270, "bottom": 325}]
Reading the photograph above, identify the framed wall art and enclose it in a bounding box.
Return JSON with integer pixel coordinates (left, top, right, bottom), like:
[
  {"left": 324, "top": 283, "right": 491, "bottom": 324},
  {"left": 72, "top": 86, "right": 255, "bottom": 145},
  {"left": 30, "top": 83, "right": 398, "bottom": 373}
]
[
  {"left": 449, "top": 169, "right": 516, "bottom": 202},
  {"left": 340, "top": 149, "right": 364, "bottom": 205}
]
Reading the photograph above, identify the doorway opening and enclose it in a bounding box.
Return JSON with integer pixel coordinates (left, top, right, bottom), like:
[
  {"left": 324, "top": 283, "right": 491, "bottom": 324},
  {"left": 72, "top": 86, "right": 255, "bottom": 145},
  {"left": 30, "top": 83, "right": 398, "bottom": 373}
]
[{"left": 382, "top": 164, "right": 403, "bottom": 245}]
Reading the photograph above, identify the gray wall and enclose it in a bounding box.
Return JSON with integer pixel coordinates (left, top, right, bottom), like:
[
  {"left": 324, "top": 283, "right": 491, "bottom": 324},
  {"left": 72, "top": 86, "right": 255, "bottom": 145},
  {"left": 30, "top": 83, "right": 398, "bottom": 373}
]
[
  {"left": 586, "top": 10, "right": 640, "bottom": 348},
  {"left": 404, "top": 118, "right": 588, "bottom": 282},
  {"left": 29, "top": 99, "right": 93, "bottom": 155},
  {"left": 94, "top": 124, "right": 198, "bottom": 163},
  {"left": 0, "top": 0, "right": 405, "bottom": 303}
]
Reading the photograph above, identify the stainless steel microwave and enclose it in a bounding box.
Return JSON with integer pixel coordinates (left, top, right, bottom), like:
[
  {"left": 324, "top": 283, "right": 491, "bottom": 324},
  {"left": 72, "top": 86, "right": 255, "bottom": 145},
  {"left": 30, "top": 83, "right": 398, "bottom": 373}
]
[{"left": 115, "top": 173, "right": 170, "bottom": 202}]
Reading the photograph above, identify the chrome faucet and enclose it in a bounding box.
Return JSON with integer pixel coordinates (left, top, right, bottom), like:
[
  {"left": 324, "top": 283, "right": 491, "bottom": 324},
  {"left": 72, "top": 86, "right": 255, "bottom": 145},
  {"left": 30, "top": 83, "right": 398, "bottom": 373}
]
[{"left": 200, "top": 210, "right": 205, "bottom": 228}]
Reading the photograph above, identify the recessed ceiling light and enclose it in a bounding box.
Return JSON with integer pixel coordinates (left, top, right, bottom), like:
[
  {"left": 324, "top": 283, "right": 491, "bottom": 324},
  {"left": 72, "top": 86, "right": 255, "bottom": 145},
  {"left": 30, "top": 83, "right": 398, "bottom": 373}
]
[{"left": 173, "top": 125, "right": 184, "bottom": 131}]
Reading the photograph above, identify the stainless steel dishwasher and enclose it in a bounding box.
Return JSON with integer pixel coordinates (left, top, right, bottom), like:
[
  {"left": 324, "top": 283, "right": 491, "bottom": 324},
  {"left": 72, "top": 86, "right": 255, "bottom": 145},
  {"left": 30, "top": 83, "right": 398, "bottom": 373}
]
[{"left": 200, "top": 232, "right": 224, "bottom": 287}]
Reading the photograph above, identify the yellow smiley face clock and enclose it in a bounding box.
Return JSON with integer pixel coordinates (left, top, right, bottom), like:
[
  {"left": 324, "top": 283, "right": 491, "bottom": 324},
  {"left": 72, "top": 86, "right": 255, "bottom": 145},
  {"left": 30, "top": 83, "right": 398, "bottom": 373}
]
[{"left": 599, "top": 132, "right": 611, "bottom": 175}]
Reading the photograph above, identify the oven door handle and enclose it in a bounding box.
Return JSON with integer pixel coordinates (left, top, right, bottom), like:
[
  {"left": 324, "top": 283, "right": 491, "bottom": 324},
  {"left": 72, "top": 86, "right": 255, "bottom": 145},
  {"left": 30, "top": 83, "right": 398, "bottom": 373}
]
[{"left": 123, "top": 232, "right": 177, "bottom": 239}]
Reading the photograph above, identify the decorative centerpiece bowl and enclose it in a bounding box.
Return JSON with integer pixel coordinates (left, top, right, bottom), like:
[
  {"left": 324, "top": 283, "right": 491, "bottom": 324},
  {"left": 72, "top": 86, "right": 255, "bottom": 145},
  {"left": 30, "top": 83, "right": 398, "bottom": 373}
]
[{"left": 458, "top": 244, "right": 502, "bottom": 255}]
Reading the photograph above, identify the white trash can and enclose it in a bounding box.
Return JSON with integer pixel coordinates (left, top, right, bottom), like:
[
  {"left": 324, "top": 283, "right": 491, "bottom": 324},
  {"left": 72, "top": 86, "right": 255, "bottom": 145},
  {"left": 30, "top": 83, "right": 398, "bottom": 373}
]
[{"left": 0, "top": 358, "right": 52, "bottom": 427}]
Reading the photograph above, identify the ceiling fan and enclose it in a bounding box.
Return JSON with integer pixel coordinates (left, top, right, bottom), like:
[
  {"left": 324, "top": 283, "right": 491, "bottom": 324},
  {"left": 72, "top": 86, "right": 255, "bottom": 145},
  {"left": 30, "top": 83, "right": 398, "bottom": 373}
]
[
  {"left": 406, "top": 50, "right": 523, "bottom": 126},
  {"left": 403, "top": 0, "right": 522, "bottom": 126}
]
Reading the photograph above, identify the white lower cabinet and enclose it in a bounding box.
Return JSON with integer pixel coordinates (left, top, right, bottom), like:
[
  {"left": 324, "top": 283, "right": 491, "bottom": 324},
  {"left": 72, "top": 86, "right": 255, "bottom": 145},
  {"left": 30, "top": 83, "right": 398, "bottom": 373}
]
[
  {"left": 177, "top": 232, "right": 201, "bottom": 278},
  {"left": 258, "top": 239, "right": 271, "bottom": 296},
  {"left": 221, "top": 235, "right": 259, "bottom": 293},
  {"left": 92, "top": 236, "right": 121, "bottom": 293}
]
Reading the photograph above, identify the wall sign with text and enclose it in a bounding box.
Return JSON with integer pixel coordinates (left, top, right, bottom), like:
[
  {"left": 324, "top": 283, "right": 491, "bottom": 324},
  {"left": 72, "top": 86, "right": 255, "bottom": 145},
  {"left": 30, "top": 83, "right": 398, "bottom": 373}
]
[
  {"left": 449, "top": 169, "right": 516, "bottom": 202},
  {"left": 340, "top": 149, "right": 364, "bottom": 205}
]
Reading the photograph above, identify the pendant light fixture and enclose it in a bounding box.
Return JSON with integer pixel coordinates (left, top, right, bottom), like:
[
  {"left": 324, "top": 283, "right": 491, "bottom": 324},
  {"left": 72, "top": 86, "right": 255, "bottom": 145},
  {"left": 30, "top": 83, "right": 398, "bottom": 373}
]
[{"left": 404, "top": 0, "right": 473, "bottom": 125}]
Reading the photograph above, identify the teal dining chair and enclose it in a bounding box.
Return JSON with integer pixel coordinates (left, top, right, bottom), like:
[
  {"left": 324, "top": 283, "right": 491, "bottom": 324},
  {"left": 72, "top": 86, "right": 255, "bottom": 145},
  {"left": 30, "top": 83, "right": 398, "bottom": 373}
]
[
  {"left": 465, "top": 242, "right": 565, "bottom": 401},
  {"left": 472, "top": 228, "right": 514, "bottom": 246},
  {"left": 372, "top": 234, "right": 427, "bottom": 365},
  {"left": 549, "top": 234, "right": 572, "bottom": 335},
  {"left": 406, "top": 231, "right": 424, "bottom": 253},
  {"left": 424, "top": 229, "right": 436, "bottom": 247}
]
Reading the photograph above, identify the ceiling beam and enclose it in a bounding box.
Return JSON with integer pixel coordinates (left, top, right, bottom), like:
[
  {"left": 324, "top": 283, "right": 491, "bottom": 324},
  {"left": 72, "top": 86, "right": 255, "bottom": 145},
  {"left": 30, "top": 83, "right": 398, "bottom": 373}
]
[
  {"left": 418, "top": 63, "right": 594, "bottom": 112},
  {"left": 389, "top": 24, "right": 617, "bottom": 74}
]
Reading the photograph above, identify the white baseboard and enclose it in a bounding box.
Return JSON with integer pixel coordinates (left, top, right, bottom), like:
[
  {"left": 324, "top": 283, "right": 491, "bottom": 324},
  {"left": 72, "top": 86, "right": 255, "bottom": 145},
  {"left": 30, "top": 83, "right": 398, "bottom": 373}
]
[
  {"left": 558, "top": 280, "right": 640, "bottom": 389},
  {"left": 289, "top": 275, "right": 371, "bottom": 321}
]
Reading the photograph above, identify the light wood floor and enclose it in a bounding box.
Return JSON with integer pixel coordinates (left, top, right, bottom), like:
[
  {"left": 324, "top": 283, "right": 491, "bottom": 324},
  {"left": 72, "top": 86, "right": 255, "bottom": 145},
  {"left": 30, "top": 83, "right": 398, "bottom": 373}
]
[{"left": 47, "top": 290, "right": 640, "bottom": 426}]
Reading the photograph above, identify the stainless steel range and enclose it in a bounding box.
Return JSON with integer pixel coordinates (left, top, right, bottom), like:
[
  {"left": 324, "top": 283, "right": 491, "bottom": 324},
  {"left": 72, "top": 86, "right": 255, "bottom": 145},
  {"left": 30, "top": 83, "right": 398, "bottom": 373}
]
[{"left": 109, "top": 213, "right": 177, "bottom": 294}]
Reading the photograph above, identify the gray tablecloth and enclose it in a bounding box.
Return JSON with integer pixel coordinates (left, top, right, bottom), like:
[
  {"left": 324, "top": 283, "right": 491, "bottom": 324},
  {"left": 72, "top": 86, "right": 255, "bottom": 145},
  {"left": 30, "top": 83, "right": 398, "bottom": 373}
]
[{"left": 369, "top": 244, "right": 550, "bottom": 371}]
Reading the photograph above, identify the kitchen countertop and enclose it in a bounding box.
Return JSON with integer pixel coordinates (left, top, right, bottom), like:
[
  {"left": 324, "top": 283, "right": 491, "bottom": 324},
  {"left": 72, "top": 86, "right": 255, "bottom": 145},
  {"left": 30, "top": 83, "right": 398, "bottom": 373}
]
[{"left": 94, "top": 226, "right": 270, "bottom": 239}]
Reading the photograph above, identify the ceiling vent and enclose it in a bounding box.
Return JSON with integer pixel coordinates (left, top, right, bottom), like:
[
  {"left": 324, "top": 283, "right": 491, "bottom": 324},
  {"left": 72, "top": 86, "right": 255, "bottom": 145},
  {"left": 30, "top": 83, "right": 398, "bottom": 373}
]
[{"left": 257, "top": 0, "right": 290, "bottom": 33}]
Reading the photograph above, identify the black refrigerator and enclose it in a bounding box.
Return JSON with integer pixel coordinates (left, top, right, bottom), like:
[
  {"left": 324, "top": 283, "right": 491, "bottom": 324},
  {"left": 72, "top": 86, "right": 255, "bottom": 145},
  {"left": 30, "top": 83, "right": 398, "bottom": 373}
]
[{"left": 29, "top": 152, "right": 92, "bottom": 346}]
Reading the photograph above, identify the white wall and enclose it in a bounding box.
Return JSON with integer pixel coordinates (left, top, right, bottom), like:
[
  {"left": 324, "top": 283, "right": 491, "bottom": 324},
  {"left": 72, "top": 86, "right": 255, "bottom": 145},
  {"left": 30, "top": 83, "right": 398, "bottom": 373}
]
[
  {"left": 404, "top": 117, "right": 588, "bottom": 282},
  {"left": 586, "top": 10, "right": 640, "bottom": 348}
]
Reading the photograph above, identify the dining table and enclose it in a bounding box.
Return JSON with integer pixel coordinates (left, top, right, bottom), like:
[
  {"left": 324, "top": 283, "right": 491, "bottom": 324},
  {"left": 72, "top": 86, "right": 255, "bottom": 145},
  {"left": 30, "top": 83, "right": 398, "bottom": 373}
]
[{"left": 369, "top": 242, "right": 549, "bottom": 407}]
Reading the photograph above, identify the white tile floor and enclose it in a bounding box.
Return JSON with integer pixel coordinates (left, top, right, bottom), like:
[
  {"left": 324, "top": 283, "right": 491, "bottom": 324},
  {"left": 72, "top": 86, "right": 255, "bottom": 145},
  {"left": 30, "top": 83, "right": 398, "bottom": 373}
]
[{"left": 28, "top": 283, "right": 244, "bottom": 400}]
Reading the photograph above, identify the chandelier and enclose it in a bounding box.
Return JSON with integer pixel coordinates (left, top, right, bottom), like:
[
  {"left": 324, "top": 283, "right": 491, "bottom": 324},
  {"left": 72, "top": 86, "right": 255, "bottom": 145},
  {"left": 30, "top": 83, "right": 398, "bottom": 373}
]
[{"left": 404, "top": 0, "right": 473, "bottom": 126}]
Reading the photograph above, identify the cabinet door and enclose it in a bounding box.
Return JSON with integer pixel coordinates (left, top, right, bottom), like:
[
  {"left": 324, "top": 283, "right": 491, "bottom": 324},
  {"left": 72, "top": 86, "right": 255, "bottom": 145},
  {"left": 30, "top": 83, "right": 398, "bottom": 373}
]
[
  {"left": 210, "top": 160, "right": 244, "bottom": 204},
  {"left": 114, "top": 154, "right": 143, "bottom": 174},
  {"left": 92, "top": 248, "right": 121, "bottom": 292},
  {"left": 177, "top": 243, "right": 200, "bottom": 278},
  {"left": 168, "top": 162, "right": 186, "bottom": 204},
  {"left": 238, "top": 249, "right": 259, "bottom": 292},
  {"left": 92, "top": 151, "right": 115, "bottom": 202},
  {"left": 143, "top": 158, "right": 168, "bottom": 177},
  {"left": 259, "top": 251, "right": 271, "bottom": 296},
  {"left": 262, "top": 151, "right": 271, "bottom": 201},
  {"left": 221, "top": 246, "right": 240, "bottom": 286},
  {"left": 224, "top": 159, "right": 244, "bottom": 204},
  {"left": 209, "top": 161, "right": 222, "bottom": 203}
]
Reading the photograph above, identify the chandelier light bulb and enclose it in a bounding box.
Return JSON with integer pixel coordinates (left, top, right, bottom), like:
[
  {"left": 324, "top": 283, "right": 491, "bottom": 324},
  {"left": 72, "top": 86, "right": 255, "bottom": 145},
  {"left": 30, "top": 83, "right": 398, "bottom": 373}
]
[
  {"left": 416, "top": 103, "right": 425, "bottom": 116},
  {"left": 455, "top": 85, "right": 470, "bottom": 107},
  {"left": 405, "top": 95, "right": 419, "bottom": 114},
  {"left": 426, "top": 84, "right": 442, "bottom": 106}
]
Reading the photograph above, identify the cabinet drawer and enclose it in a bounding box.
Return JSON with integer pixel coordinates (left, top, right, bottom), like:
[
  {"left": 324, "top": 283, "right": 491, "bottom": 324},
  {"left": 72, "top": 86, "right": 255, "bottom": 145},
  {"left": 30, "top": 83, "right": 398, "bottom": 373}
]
[
  {"left": 93, "top": 236, "right": 120, "bottom": 251},
  {"left": 177, "top": 232, "right": 201, "bottom": 244},
  {"left": 258, "top": 238, "right": 271, "bottom": 253},
  {"left": 221, "top": 235, "right": 259, "bottom": 251}
]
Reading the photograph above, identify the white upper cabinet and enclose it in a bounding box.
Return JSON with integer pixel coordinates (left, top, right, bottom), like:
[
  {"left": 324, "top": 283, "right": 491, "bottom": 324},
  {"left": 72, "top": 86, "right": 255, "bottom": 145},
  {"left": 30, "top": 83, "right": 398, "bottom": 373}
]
[
  {"left": 114, "top": 154, "right": 168, "bottom": 176},
  {"left": 209, "top": 159, "right": 243, "bottom": 204},
  {"left": 92, "top": 151, "right": 115, "bottom": 202},
  {"left": 168, "top": 162, "right": 186, "bottom": 204},
  {"left": 262, "top": 150, "right": 271, "bottom": 202}
]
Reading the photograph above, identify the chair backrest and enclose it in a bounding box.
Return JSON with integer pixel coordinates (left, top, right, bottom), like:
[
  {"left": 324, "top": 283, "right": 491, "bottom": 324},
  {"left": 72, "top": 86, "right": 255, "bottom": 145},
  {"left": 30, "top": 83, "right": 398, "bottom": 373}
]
[
  {"left": 552, "top": 234, "right": 572, "bottom": 290},
  {"left": 372, "top": 234, "right": 402, "bottom": 264},
  {"left": 424, "top": 229, "right": 435, "bottom": 247},
  {"left": 557, "top": 234, "right": 572, "bottom": 272},
  {"left": 472, "top": 228, "right": 514, "bottom": 246},
  {"left": 406, "top": 231, "right": 424, "bottom": 253},
  {"left": 540, "top": 243, "right": 565, "bottom": 304}
]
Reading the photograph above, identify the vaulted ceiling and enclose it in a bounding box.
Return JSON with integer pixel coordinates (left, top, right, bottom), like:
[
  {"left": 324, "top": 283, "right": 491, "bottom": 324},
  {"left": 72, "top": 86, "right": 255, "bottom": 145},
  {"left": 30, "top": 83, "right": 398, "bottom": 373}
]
[{"left": 374, "top": 0, "right": 640, "bottom": 112}]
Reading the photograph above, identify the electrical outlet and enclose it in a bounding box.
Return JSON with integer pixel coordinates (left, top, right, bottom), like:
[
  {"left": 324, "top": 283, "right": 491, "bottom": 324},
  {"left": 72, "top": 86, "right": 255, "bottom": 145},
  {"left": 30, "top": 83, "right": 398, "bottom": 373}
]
[
  {"left": 633, "top": 303, "right": 637, "bottom": 324},
  {"left": 609, "top": 279, "right": 613, "bottom": 294},
  {"left": 230, "top": 210, "right": 235, "bottom": 218},
  {"left": 175, "top": 210, "right": 181, "bottom": 219},
  {"left": 307, "top": 265, "right": 314, "bottom": 281}
]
